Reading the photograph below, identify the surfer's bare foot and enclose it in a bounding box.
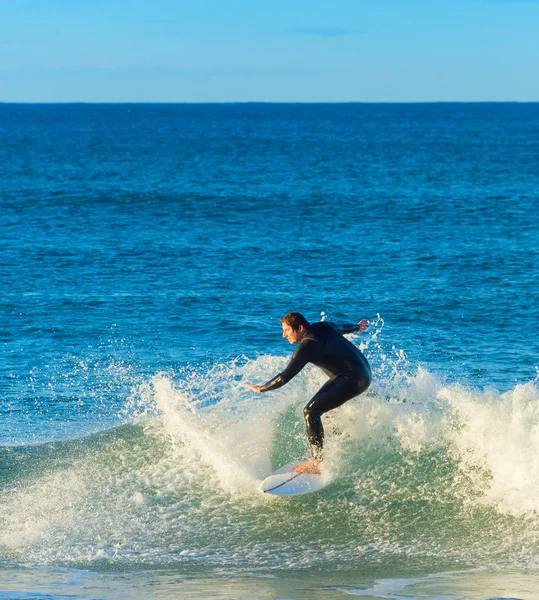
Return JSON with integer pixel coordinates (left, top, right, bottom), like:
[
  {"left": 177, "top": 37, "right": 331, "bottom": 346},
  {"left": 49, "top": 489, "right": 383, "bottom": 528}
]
[{"left": 292, "top": 459, "right": 321, "bottom": 475}]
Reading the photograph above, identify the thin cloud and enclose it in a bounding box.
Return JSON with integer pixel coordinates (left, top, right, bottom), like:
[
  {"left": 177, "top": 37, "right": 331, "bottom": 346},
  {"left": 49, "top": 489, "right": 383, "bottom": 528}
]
[{"left": 286, "top": 27, "right": 357, "bottom": 38}]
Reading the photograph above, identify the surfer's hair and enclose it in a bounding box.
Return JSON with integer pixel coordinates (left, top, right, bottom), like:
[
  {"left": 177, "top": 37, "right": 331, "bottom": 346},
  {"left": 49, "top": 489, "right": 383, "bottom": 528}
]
[{"left": 280, "top": 312, "right": 310, "bottom": 331}]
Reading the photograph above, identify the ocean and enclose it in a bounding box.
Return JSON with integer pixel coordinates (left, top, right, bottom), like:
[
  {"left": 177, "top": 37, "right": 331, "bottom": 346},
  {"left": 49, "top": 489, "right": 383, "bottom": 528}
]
[{"left": 1, "top": 103, "right": 538, "bottom": 599}]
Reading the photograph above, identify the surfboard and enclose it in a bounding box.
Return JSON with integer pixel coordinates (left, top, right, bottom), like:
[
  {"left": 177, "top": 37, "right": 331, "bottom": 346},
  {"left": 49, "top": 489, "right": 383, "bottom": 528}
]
[{"left": 259, "top": 460, "right": 332, "bottom": 496}]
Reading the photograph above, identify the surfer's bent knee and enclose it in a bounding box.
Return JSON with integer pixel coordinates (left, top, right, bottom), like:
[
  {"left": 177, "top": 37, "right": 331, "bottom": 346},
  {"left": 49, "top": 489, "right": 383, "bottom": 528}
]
[{"left": 304, "top": 402, "right": 320, "bottom": 419}]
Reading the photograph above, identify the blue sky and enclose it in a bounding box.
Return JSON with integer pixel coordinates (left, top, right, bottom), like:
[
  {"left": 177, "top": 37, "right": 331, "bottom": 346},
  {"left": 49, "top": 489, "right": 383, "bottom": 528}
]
[{"left": 1, "top": 0, "right": 538, "bottom": 102}]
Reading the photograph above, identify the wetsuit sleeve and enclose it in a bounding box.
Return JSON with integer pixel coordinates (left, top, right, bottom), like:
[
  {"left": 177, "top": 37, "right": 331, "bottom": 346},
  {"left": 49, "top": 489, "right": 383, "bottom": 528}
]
[
  {"left": 331, "top": 322, "right": 358, "bottom": 335},
  {"left": 259, "top": 344, "right": 310, "bottom": 392}
]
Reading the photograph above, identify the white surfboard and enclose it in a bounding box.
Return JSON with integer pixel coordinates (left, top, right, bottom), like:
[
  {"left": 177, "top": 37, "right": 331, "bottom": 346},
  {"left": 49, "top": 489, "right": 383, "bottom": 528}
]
[{"left": 259, "top": 460, "right": 332, "bottom": 496}]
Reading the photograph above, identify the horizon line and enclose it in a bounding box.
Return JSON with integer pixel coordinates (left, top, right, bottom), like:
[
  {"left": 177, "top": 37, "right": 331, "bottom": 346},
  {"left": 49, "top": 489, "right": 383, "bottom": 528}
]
[{"left": 2, "top": 100, "right": 539, "bottom": 105}]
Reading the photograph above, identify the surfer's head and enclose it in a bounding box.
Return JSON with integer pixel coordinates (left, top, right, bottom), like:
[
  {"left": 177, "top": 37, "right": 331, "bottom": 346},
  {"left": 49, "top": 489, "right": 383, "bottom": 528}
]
[{"left": 280, "top": 312, "right": 310, "bottom": 344}]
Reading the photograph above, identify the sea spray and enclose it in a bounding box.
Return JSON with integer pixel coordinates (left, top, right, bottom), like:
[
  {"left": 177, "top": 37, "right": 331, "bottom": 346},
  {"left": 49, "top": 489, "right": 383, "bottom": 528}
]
[{"left": 2, "top": 344, "right": 539, "bottom": 571}]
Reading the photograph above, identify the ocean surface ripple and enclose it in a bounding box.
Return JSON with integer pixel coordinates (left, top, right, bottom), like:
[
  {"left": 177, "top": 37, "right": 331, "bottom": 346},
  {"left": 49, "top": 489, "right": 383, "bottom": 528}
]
[{"left": 1, "top": 103, "right": 538, "bottom": 598}]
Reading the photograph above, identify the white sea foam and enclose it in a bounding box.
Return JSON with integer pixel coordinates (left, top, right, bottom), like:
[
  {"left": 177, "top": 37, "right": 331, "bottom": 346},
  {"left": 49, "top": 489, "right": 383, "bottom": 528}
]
[
  {"left": 1, "top": 347, "right": 539, "bottom": 569},
  {"left": 129, "top": 351, "right": 539, "bottom": 521},
  {"left": 441, "top": 381, "right": 539, "bottom": 515}
]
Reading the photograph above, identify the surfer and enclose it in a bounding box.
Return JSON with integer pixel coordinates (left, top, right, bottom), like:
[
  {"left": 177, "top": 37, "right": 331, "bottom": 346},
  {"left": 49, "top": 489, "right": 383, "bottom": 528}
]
[{"left": 248, "top": 312, "right": 371, "bottom": 474}]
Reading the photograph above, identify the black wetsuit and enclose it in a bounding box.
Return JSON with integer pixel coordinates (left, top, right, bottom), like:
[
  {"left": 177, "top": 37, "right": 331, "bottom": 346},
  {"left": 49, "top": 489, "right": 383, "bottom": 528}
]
[{"left": 260, "top": 322, "right": 372, "bottom": 458}]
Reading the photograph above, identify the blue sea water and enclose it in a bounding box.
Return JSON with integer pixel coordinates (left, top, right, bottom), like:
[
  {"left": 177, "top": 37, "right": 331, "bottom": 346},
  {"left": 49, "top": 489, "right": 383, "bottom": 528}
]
[{"left": 1, "top": 103, "right": 539, "bottom": 599}]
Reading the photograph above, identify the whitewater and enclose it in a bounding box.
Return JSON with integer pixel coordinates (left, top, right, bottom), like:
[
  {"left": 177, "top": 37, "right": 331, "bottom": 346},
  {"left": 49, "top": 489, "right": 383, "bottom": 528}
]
[{"left": 2, "top": 323, "right": 539, "bottom": 579}]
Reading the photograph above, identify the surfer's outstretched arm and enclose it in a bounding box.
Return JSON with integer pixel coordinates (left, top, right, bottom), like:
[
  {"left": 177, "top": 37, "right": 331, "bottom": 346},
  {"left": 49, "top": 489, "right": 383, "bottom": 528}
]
[{"left": 248, "top": 345, "right": 309, "bottom": 393}]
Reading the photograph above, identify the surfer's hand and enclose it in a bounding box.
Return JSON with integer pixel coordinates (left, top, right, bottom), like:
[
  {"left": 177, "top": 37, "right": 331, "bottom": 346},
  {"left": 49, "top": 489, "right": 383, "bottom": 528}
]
[
  {"left": 358, "top": 319, "right": 369, "bottom": 333},
  {"left": 248, "top": 385, "right": 262, "bottom": 393}
]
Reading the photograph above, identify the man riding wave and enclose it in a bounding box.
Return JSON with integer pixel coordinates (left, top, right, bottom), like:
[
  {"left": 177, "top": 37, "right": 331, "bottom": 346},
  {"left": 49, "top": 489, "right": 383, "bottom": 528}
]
[{"left": 249, "top": 312, "right": 371, "bottom": 474}]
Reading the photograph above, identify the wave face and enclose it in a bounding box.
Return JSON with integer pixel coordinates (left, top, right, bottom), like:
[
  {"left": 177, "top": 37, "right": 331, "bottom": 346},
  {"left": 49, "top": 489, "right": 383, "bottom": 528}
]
[{"left": 2, "top": 340, "right": 539, "bottom": 574}]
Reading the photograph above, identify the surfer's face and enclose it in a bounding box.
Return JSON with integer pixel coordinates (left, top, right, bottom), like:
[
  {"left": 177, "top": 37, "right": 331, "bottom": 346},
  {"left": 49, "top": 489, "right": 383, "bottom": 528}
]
[{"left": 282, "top": 323, "right": 304, "bottom": 344}]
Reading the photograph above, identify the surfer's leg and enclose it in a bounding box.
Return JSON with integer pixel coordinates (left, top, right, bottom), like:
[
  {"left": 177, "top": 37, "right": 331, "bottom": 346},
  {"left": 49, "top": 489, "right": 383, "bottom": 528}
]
[{"left": 303, "top": 373, "right": 370, "bottom": 459}]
